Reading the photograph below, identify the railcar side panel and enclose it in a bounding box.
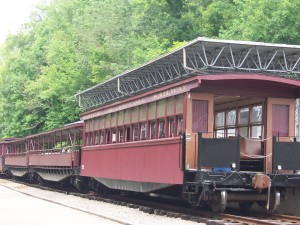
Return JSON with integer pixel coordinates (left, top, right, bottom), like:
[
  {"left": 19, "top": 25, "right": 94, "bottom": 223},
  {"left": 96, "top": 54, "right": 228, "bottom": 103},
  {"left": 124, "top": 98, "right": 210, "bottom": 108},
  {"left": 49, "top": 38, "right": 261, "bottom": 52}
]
[
  {"left": 5, "top": 156, "right": 27, "bottom": 167},
  {"left": 29, "top": 152, "right": 77, "bottom": 167},
  {"left": 80, "top": 138, "right": 183, "bottom": 185}
]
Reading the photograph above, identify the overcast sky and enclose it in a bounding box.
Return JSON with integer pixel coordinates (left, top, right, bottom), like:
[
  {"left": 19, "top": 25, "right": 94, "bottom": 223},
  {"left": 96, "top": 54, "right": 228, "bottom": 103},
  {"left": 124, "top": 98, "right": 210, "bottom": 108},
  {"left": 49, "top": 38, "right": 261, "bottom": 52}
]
[{"left": 0, "top": 0, "right": 41, "bottom": 44}]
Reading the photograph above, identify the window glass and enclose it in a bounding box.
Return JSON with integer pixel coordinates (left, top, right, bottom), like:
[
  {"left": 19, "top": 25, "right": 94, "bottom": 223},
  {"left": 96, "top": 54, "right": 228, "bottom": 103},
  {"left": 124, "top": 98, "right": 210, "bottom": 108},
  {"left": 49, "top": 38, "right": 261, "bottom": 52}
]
[
  {"left": 167, "top": 97, "right": 175, "bottom": 115},
  {"left": 239, "top": 127, "right": 248, "bottom": 137},
  {"left": 99, "top": 116, "right": 105, "bottom": 129},
  {"left": 95, "top": 131, "right": 99, "bottom": 145},
  {"left": 176, "top": 95, "right": 184, "bottom": 114},
  {"left": 169, "top": 118, "right": 175, "bottom": 137},
  {"left": 86, "top": 120, "right": 91, "bottom": 132},
  {"left": 118, "top": 127, "right": 124, "bottom": 143},
  {"left": 133, "top": 124, "right": 138, "bottom": 141},
  {"left": 139, "top": 105, "right": 147, "bottom": 121},
  {"left": 157, "top": 100, "right": 165, "bottom": 118},
  {"left": 150, "top": 122, "right": 156, "bottom": 139},
  {"left": 226, "top": 110, "right": 236, "bottom": 126},
  {"left": 94, "top": 118, "right": 99, "bottom": 131},
  {"left": 216, "top": 129, "right": 225, "bottom": 138},
  {"left": 85, "top": 133, "right": 89, "bottom": 146},
  {"left": 100, "top": 131, "right": 104, "bottom": 144},
  {"left": 125, "top": 126, "right": 131, "bottom": 142},
  {"left": 118, "top": 110, "right": 124, "bottom": 126},
  {"left": 177, "top": 117, "right": 183, "bottom": 135},
  {"left": 148, "top": 102, "right": 156, "bottom": 120},
  {"left": 140, "top": 123, "right": 147, "bottom": 140},
  {"left": 215, "top": 112, "right": 225, "bottom": 128},
  {"left": 238, "top": 107, "right": 249, "bottom": 125},
  {"left": 105, "top": 114, "right": 111, "bottom": 128},
  {"left": 251, "top": 125, "right": 262, "bottom": 138},
  {"left": 124, "top": 109, "right": 131, "bottom": 124},
  {"left": 227, "top": 128, "right": 236, "bottom": 137},
  {"left": 251, "top": 105, "right": 262, "bottom": 123},
  {"left": 106, "top": 130, "right": 110, "bottom": 144},
  {"left": 112, "top": 129, "right": 116, "bottom": 143},
  {"left": 132, "top": 107, "right": 139, "bottom": 123},
  {"left": 89, "top": 132, "right": 94, "bottom": 145},
  {"left": 158, "top": 120, "right": 165, "bottom": 138},
  {"left": 111, "top": 113, "right": 117, "bottom": 127}
]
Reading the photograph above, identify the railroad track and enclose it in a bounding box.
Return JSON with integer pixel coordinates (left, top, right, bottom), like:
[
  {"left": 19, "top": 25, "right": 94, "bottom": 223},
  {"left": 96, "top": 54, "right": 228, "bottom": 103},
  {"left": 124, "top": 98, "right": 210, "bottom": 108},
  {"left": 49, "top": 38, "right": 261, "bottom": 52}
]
[{"left": 2, "top": 176, "right": 300, "bottom": 225}]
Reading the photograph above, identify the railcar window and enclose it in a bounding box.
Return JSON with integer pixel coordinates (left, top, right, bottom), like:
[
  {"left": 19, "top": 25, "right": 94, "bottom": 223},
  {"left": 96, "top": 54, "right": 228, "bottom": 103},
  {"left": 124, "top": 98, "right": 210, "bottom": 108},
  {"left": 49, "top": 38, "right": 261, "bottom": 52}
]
[
  {"left": 94, "top": 118, "right": 99, "bottom": 131},
  {"left": 140, "top": 104, "right": 147, "bottom": 121},
  {"left": 100, "top": 131, "right": 104, "bottom": 144},
  {"left": 169, "top": 118, "right": 175, "bottom": 137},
  {"left": 99, "top": 116, "right": 105, "bottom": 129},
  {"left": 85, "top": 133, "right": 89, "bottom": 146},
  {"left": 177, "top": 117, "right": 183, "bottom": 136},
  {"left": 133, "top": 124, "right": 138, "bottom": 141},
  {"left": 111, "top": 113, "right": 117, "bottom": 127},
  {"left": 84, "top": 94, "right": 185, "bottom": 145},
  {"left": 95, "top": 131, "right": 99, "bottom": 145},
  {"left": 118, "top": 127, "right": 124, "bottom": 143},
  {"left": 215, "top": 112, "right": 225, "bottom": 128},
  {"left": 239, "top": 126, "right": 248, "bottom": 137},
  {"left": 167, "top": 97, "right": 175, "bottom": 115},
  {"left": 226, "top": 110, "right": 236, "bottom": 126},
  {"left": 148, "top": 102, "right": 156, "bottom": 120},
  {"left": 214, "top": 104, "right": 263, "bottom": 138},
  {"left": 90, "top": 132, "right": 94, "bottom": 145},
  {"left": 140, "top": 123, "right": 147, "bottom": 140},
  {"left": 239, "top": 108, "right": 249, "bottom": 125},
  {"left": 251, "top": 125, "right": 262, "bottom": 138},
  {"left": 132, "top": 107, "right": 139, "bottom": 123},
  {"left": 158, "top": 120, "right": 165, "bottom": 138},
  {"left": 112, "top": 129, "right": 116, "bottom": 143},
  {"left": 125, "top": 126, "right": 131, "bottom": 142},
  {"left": 106, "top": 130, "right": 110, "bottom": 144},
  {"left": 150, "top": 122, "right": 156, "bottom": 139},
  {"left": 157, "top": 100, "right": 165, "bottom": 118},
  {"left": 215, "top": 130, "right": 224, "bottom": 138},
  {"left": 106, "top": 114, "right": 111, "bottom": 128},
  {"left": 176, "top": 95, "right": 184, "bottom": 114},
  {"left": 86, "top": 120, "right": 90, "bottom": 132},
  {"left": 124, "top": 109, "right": 131, "bottom": 124},
  {"left": 118, "top": 110, "right": 124, "bottom": 126},
  {"left": 251, "top": 105, "right": 262, "bottom": 123}
]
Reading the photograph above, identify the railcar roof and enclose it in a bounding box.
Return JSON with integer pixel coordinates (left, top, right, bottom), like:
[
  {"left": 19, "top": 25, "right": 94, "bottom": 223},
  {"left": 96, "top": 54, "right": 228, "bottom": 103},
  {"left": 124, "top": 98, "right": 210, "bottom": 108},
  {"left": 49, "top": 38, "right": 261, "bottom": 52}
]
[{"left": 76, "top": 37, "right": 300, "bottom": 110}]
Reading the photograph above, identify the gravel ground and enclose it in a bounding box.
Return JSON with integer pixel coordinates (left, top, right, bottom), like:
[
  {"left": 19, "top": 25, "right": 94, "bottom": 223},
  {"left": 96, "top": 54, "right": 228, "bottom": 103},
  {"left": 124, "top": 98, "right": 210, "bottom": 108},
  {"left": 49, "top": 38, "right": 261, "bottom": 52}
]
[{"left": 0, "top": 179, "right": 205, "bottom": 225}]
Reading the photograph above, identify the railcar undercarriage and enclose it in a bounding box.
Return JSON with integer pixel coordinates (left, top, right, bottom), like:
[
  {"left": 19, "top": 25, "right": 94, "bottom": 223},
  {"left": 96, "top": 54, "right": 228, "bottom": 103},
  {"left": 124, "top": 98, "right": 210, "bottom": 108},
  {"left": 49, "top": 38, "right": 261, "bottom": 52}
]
[
  {"left": 183, "top": 170, "right": 300, "bottom": 213},
  {"left": 181, "top": 133, "right": 300, "bottom": 213}
]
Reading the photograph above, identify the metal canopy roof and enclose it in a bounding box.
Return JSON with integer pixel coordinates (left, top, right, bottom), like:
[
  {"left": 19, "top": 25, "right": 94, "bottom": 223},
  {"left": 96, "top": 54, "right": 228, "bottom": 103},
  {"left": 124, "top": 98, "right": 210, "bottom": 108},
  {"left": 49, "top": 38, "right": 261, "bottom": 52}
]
[{"left": 76, "top": 37, "right": 300, "bottom": 110}]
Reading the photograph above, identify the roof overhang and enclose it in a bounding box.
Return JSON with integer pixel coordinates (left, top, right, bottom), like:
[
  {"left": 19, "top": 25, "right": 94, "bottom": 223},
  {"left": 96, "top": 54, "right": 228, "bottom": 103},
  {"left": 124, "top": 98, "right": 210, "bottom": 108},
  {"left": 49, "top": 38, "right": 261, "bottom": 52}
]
[{"left": 76, "top": 37, "right": 300, "bottom": 110}]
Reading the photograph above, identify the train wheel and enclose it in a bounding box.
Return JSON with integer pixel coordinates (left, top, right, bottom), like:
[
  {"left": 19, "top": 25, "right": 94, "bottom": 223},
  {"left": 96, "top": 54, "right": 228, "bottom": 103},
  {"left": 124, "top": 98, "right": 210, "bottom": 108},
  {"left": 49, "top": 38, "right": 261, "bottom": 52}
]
[
  {"left": 257, "top": 189, "right": 280, "bottom": 213},
  {"left": 210, "top": 190, "right": 227, "bottom": 213},
  {"left": 267, "top": 189, "right": 280, "bottom": 213},
  {"left": 238, "top": 201, "right": 254, "bottom": 210}
]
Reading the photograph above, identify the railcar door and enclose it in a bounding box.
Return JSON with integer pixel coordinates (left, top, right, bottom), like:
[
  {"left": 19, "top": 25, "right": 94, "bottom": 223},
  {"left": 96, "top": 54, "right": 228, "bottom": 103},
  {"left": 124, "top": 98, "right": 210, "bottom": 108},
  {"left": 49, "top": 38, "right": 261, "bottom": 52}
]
[{"left": 184, "top": 93, "right": 214, "bottom": 170}]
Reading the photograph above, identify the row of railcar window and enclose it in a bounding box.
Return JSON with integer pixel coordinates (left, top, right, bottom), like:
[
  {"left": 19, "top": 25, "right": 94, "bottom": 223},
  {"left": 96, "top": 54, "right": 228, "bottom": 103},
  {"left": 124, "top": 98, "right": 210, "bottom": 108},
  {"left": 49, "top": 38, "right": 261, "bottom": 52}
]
[
  {"left": 85, "top": 95, "right": 184, "bottom": 146},
  {"left": 214, "top": 104, "right": 263, "bottom": 138}
]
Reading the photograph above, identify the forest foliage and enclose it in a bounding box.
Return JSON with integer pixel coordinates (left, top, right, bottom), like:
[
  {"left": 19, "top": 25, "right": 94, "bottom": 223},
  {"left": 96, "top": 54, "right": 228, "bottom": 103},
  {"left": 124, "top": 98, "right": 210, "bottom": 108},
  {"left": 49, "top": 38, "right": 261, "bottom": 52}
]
[{"left": 0, "top": 0, "right": 300, "bottom": 137}]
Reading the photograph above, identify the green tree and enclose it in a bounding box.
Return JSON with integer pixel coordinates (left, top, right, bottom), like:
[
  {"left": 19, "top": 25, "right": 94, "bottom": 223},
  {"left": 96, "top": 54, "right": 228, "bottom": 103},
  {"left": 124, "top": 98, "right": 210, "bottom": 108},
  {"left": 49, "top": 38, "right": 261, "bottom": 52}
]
[{"left": 220, "top": 0, "right": 300, "bottom": 44}]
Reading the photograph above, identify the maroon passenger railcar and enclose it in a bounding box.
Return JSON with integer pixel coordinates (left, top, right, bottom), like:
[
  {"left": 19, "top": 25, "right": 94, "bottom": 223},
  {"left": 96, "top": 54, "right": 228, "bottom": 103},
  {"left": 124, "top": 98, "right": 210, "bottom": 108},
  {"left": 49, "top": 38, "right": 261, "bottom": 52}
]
[
  {"left": 77, "top": 38, "right": 300, "bottom": 212},
  {"left": 2, "top": 123, "right": 83, "bottom": 183}
]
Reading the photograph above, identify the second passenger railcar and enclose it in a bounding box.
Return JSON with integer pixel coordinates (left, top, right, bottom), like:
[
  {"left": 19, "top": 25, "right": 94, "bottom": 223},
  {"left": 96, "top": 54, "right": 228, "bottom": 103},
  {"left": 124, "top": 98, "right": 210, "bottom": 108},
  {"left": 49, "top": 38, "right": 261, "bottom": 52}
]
[{"left": 77, "top": 38, "right": 300, "bottom": 212}]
